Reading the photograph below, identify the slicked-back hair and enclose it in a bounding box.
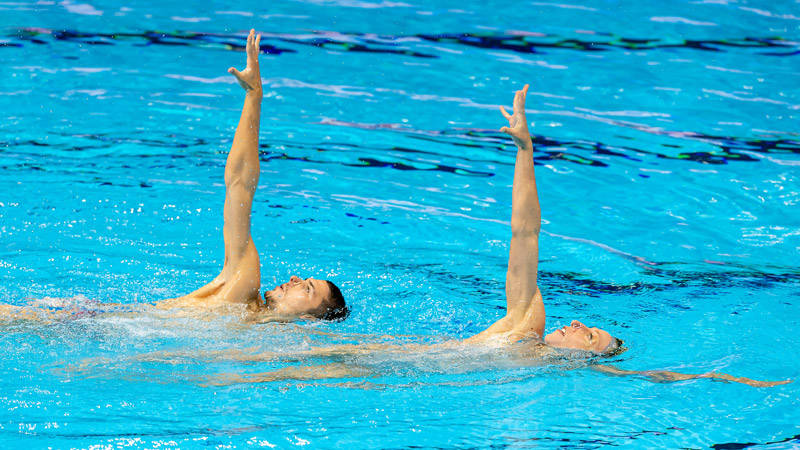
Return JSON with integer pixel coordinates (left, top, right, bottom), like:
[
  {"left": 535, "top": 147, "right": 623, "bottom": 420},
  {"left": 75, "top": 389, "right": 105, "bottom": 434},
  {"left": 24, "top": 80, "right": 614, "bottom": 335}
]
[
  {"left": 602, "top": 337, "right": 626, "bottom": 357},
  {"left": 320, "top": 280, "right": 348, "bottom": 321}
]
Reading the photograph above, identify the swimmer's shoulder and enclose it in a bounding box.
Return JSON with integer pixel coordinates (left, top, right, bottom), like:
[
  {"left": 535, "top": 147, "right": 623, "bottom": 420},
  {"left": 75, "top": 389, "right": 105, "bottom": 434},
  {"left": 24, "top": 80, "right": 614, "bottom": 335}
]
[{"left": 154, "top": 294, "right": 225, "bottom": 310}]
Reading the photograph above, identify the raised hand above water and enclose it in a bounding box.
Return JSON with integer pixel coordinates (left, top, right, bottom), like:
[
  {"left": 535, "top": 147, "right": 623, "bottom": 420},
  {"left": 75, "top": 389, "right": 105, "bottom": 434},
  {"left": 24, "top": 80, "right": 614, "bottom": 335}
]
[
  {"left": 228, "top": 29, "right": 262, "bottom": 95},
  {"left": 499, "top": 84, "right": 532, "bottom": 150}
]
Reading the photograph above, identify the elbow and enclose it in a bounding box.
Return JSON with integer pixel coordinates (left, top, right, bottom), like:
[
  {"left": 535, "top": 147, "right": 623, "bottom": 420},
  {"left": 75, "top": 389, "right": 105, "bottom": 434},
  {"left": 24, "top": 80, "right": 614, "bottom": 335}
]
[
  {"left": 510, "top": 220, "right": 540, "bottom": 237},
  {"left": 511, "top": 227, "right": 540, "bottom": 238},
  {"left": 510, "top": 207, "right": 541, "bottom": 236},
  {"left": 225, "top": 173, "right": 258, "bottom": 192}
]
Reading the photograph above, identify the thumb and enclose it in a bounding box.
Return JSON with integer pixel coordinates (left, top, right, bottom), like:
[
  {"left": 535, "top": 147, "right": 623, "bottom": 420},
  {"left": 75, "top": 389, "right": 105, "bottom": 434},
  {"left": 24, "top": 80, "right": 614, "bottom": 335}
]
[
  {"left": 228, "top": 67, "right": 241, "bottom": 77},
  {"left": 500, "top": 126, "right": 510, "bottom": 134}
]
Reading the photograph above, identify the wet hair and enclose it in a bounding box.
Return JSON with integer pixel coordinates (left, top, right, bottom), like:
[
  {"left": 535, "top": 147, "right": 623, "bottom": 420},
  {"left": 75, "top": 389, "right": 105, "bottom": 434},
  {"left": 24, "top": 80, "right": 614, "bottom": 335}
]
[
  {"left": 319, "top": 280, "right": 348, "bottom": 321},
  {"left": 601, "top": 337, "right": 625, "bottom": 357}
]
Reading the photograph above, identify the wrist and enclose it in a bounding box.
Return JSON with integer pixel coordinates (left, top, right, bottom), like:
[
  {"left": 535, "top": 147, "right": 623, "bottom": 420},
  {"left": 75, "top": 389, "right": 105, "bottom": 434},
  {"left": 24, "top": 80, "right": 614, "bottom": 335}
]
[
  {"left": 515, "top": 138, "right": 533, "bottom": 151},
  {"left": 246, "top": 88, "right": 263, "bottom": 100}
]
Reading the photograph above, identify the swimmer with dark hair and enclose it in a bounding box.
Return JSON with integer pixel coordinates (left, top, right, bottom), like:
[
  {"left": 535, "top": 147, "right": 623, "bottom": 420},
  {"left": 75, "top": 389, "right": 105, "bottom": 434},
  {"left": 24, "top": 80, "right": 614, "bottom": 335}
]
[
  {"left": 0, "top": 30, "right": 345, "bottom": 323},
  {"left": 155, "top": 29, "right": 346, "bottom": 322}
]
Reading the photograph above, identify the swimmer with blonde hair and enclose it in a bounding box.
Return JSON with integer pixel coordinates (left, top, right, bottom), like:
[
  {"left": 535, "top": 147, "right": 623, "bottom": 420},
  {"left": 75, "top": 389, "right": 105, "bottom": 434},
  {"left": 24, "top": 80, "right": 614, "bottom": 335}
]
[{"left": 463, "top": 83, "right": 620, "bottom": 352}]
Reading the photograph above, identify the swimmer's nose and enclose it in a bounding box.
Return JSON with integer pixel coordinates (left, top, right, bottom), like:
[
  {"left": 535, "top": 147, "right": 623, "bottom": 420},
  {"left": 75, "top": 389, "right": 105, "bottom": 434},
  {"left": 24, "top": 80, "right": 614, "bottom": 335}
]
[
  {"left": 289, "top": 275, "right": 301, "bottom": 283},
  {"left": 571, "top": 320, "right": 583, "bottom": 328}
]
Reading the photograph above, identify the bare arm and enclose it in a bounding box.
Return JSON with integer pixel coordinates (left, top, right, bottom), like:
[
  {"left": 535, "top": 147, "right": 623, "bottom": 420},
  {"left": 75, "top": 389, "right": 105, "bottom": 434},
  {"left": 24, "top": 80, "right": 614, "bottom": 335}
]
[
  {"left": 504, "top": 84, "right": 544, "bottom": 329},
  {"left": 593, "top": 364, "right": 792, "bottom": 388},
  {"left": 160, "top": 30, "right": 263, "bottom": 307},
  {"left": 222, "top": 29, "right": 262, "bottom": 270},
  {"left": 468, "top": 84, "right": 545, "bottom": 343}
]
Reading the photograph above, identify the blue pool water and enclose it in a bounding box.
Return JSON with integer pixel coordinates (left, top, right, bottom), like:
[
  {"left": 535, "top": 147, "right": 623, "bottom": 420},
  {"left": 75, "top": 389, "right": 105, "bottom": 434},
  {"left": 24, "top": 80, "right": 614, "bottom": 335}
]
[{"left": 1, "top": 0, "right": 799, "bottom": 447}]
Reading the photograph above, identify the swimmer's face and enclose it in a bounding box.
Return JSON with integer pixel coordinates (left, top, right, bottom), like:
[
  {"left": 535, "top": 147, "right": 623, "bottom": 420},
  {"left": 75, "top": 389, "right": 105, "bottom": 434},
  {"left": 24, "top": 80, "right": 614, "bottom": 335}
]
[
  {"left": 263, "top": 275, "right": 332, "bottom": 318},
  {"left": 544, "top": 320, "right": 613, "bottom": 353}
]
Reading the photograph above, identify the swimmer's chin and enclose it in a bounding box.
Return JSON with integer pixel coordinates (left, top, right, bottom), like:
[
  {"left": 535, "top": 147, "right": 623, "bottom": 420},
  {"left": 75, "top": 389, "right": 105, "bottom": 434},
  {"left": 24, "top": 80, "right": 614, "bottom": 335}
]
[
  {"left": 262, "top": 284, "right": 286, "bottom": 304},
  {"left": 257, "top": 291, "right": 310, "bottom": 321},
  {"left": 543, "top": 331, "right": 560, "bottom": 346},
  {"left": 262, "top": 290, "right": 276, "bottom": 308}
]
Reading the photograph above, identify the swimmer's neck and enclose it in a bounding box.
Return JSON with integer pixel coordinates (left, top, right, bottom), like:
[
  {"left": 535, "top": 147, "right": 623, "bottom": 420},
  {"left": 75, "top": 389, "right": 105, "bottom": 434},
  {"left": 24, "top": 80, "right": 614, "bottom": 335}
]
[{"left": 246, "top": 297, "right": 266, "bottom": 312}]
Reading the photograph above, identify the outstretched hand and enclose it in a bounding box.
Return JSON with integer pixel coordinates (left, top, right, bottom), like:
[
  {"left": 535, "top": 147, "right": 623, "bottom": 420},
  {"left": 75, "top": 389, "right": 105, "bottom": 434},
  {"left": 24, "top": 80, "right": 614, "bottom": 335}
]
[
  {"left": 228, "top": 29, "right": 262, "bottom": 95},
  {"left": 499, "top": 84, "right": 532, "bottom": 150}
]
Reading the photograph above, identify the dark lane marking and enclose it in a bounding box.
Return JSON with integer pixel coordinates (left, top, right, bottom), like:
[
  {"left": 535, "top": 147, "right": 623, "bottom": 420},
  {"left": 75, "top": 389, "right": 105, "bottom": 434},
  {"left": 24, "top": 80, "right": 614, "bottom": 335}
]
[
  {"left": 712, "top": 433, "right": 800, "bottom": 449},
  {"left": 2, "top": 129, "right": 798, "bottom": 176},
  {"left": 4, "top": 28, "right": 798, "bottom": 58}
]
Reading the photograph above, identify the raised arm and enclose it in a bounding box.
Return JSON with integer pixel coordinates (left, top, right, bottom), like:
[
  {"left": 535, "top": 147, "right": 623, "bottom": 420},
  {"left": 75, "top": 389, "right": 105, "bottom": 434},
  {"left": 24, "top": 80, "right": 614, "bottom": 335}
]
[
  {"left": 221, "top": 29, "right": 262, "bottom": 268},
  {"left": 158, "top": 30, "right": 263, "bottom": 309},
  {"left": 468, "top": 84, "right": 545, "bottom": 343},
  {"left": 502, "top": 84, "right": 543, "bottom": 324}
]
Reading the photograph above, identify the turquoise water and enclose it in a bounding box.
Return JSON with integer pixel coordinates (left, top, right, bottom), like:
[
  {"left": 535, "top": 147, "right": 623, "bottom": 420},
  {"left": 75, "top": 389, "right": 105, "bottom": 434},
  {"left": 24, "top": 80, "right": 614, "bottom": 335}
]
[{"left": 2, "top": 0, "right": 800, "bottom": 447}]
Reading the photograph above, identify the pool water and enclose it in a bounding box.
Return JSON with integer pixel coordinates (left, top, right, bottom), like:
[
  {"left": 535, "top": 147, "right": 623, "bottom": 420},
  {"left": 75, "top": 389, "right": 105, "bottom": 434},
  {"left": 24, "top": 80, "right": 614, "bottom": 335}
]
[{"left": 1, "top": 0, "right": 799, "bottom": 447}]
